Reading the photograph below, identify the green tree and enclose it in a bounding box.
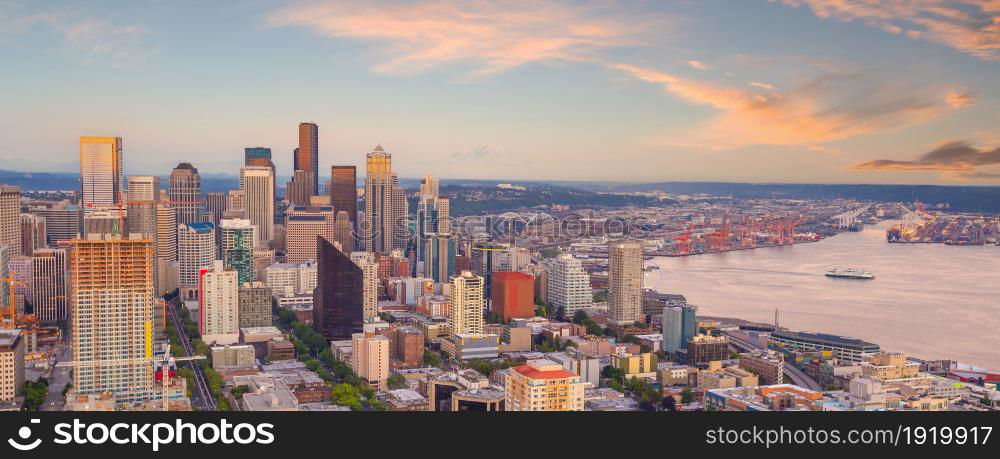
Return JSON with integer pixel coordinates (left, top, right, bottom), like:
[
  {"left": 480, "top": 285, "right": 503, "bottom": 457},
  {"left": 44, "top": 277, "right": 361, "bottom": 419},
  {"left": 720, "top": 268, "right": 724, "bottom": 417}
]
[
  {"left": 681, "top": 387, "right": 694, "bottom": 404},
  {"left": 387, "top": 374, "right": 407, "bottom": 390},
  {"left": 572, "top": 310, "right": 588, "bottom": 325},
  {"left": 331, "top": 384, "right": 362, "bottom": 411},
  {"left": 22, "top": 380, "right": 49, "bottom": 411},
  {"left": 423, "top": 350, "right": 442, "bottom": 368}
]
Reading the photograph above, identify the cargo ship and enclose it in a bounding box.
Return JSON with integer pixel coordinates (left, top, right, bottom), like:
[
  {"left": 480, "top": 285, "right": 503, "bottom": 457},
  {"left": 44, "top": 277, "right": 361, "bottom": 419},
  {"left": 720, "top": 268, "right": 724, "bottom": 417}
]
[{"left": 825, "top": 268, "right": 875, "bottom": 280}]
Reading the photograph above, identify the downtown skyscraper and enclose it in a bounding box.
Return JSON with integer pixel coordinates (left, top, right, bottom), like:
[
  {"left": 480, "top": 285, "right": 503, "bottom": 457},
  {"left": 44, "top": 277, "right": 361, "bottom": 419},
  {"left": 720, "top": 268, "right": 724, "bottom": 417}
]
[
  {"left": 329, "top": 165, "right": 357, "bottom": 227},
  {"left": 168, "top": 163, "right": 203, "bottom": 225},
  {"left": 79, "top": 136, "right": 124, "bottom": 214},
  {"left": 607, "top": 241, "right": 644, "bottom": 326},
  {"left": 70, "top": 234, "right": 155, "bottom": 402},
  {"left": 313, "top": 237, "right": 364, "bottom": 340},
  {"left": 0, "top": 186, "right": 21, "bottom": 258},
  {"left": 296, "top": 122, "right": 319, "bottom": 196},
  {"left": 240, "top": 166, "right": 275, "bottom": 245},
  {"left": 364, "top": 146, "right": 407, "bottom": 254},
  {"left": 219, "top": 218, "right": 255, "bottom": 284}
]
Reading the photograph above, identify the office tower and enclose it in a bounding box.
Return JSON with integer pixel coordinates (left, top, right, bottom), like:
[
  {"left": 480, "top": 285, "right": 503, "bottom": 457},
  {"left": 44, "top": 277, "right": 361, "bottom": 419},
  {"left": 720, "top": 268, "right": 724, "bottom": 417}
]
[
  {"left": 312, "top": 238, "right": 363, "bottom": 340},
  {"left": 30, "top": 249, "right": 68, "bottom": 322},
  {"left": 0, "top": 329, "right": 24, "bottom": 402},
  {"left": 297, "top": 122, "right": 319, "bottom": 196},
  {"left": 0, "top": 186, "right": 21, "bottom": 258},
  {"left": 286, "top": 170, "right": 313, "bottom": 206},
  {"left": 20, "top": 214, "right": 45, "bottom": 256},
  {"left": 330, "top": 165, "right": 357, "bottom": 227},
  {"left": 333, "top": 210, "right": 353, "bottom": 253},
  {"left": 662, "top": 305, "right": 698, "bottom": 355},
  {"left": 351, "top": 330, "right": 389, "bottom": 391},
  {"left": 492, "top": 272, "right": 535, "bottom": 322},
  {"left": 0, "top": 247, "right": 7, "bottom": 313},
  {"left": 285, "top": 205, "right": 334, "bottom": 264},
  {"left": 79, "top": 136, "right": 123, "bottom": 213},
  {"left": 244, "top": 147, "right": 276, "bottom": 198},
  {"left": 416, "top": 194, "right": 449, "bottom": 269},
  {"left": 227, "top": 190, "right": 246, "bottom": 216},
  {"left": 8, "top": 256, "right": 31, "bottom": 314},
  {"left": 155, "top": 204, "right": 177, "bottom": 261},
  {"left": 392, "top": 182, "right": 408, "bottom": 252},
  {"left": 546, "top": 254, "right": 592, "bottom": 315},
  {"left": 505, "top": 359, "right": 585, "bottom": 411},
  {"left": 219, "top": 219, "right": 255, "bottom": 285},
  {"left": 70, "top": 234, "right": 155, "bottom": 402},
  {"left": 177, "top": 222, "right": 217, "bottom": 300},
  {"left": 422, "top": 233, "right": 456, "bottom": 283},
  {"left": 126, "top": 176, "right": 160, "bottom": 203},
  {"left": 29, "top": 201, "right": 80, "bottom": 246},
  {"left": 240, "top": 166, "right": 275, "bottom": 245},
  {"left": 608, "top": 241, "right": 644, "bottom": 326},
  {"left": 449, "top": 271, "right": 484, "bottom": 335},
  {"left": 168, "top": 163, "right": 203, "bottom": 225},
  {"left": 206, "top": 192, "right": 226, "bottom": 224},
  {"left": 238, "top": 282, "right": 271, "bottom": 328},
  {"left": 349, "top": 252, "right": 378, "bottom": 322},
  {"left": 199, "top": 260, "right": 239, "bottom": 345},
  {"left": 419, "top": 175, "right": 439, "bottom": 197},
  {"left": 363, "top": 146, "right": 407, "bottom": 253}
]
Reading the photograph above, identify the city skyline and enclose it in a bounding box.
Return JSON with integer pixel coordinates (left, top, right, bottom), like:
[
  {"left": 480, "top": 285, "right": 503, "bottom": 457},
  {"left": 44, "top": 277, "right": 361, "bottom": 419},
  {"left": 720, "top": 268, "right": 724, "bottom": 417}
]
[{"left": 1, "top": 1, "right": 997, "bottom": 185}]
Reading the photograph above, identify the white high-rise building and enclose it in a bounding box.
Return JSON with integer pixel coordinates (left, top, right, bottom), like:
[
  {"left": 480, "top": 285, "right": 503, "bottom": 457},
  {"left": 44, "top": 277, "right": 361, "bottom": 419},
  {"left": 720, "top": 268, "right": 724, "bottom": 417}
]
[
  {"left": 350, "top": 252, "right": 378, "bottom": 322},
  {"left": 608, "top": 241, "right": 644, "bottom": 325},
  {"left": 177, "top": 222, "right": 217, "bottom": 300},
  {"left": 264, "top": 261, "right": 317, "bottom": 295},
  {"left": 70, "top": 234, "right": 154, "bottom": 402},
  {"left": 448, "top": 271, "right": 485, "bottom": 335},
  {"left": 79, "top": 136, "right": 123, "bottom": 214},
  {"left": 240, "top": 166, "right": 275, "bottom": 245},
  {"left": 546, "top": 254, "right": 592, "bottom": 315},
  {"left": 0, "top": 186, "right": 22, "bottom": 259},
  {"left": 126, "top": 175, "right": 160, "bottom": 203},
  {"left": 199, "top": 260, "right": 240, "bottom": 345}
]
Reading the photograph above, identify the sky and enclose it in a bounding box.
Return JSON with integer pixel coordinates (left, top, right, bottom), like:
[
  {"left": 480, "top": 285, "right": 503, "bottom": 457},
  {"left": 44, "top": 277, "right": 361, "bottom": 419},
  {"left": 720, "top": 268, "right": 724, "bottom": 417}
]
[{"left": 0, "top": 0, "right": 998, "bottom": 184}]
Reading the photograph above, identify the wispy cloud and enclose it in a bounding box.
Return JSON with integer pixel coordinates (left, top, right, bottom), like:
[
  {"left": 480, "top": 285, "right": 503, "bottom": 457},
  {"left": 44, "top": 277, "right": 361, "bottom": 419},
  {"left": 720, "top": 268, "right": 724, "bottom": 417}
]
[
  {"left": 777, "top": 0, "right": 1000, "bottom": 60},
  {"left": 687, "top": 60, "right": 709, "bottom": 70},
  {"left": 611, "top": 63, "right": 971, "bottom": 148},
  {"left": 850, "top": 141, "right": 1000, "bottom": 180},
  {"left": 749, "top": 81, "right": 778, "bottom": 90},
  {"left": 267, "top": 0, "right": 651, "bottom": 75},
  {"left": 0, "top": 1, "right": 149, "bottom": 67}
]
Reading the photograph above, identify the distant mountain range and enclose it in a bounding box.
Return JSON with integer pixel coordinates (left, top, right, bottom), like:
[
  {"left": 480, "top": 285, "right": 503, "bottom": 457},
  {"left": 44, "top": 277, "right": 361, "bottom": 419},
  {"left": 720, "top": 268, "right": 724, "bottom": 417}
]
[{"left": 3, "top": 169, "right": 998, "bottom": 213}]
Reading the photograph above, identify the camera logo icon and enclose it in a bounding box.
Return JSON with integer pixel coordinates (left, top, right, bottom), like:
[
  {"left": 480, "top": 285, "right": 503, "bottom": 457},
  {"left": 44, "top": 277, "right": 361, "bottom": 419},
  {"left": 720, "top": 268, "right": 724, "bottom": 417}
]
[{"left": 8, "top": 418, "right": 42, "bottom": 451}]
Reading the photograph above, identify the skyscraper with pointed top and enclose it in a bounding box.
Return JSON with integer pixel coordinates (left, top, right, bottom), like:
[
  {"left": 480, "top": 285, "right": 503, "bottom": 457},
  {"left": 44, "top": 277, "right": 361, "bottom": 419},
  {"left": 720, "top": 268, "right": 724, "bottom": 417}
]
[{"left": 364, "top": 145, "right": 408, "bottom": 254}]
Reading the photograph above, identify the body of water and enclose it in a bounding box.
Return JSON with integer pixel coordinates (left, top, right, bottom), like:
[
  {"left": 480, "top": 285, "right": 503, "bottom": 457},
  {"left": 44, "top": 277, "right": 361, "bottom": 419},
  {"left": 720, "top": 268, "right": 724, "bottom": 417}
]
[{"left": 646, "top": 221, "right": 1000, "bottom": 369}]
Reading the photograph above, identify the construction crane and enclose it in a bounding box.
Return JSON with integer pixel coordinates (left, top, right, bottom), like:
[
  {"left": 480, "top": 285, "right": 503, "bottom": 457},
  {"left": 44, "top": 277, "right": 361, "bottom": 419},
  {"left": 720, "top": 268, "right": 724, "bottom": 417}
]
[
  {"left": 55, "top": 344, "right": 206, "bottom": 411},
  {"left": 0, "top": 276, "right": 31, "bottom": 327}
]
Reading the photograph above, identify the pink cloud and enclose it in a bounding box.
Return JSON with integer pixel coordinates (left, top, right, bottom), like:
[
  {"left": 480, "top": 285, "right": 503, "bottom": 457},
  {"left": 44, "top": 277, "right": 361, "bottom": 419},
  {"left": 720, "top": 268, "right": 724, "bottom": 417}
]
[
  {"left": 777, "top": 0, "right": 1000, "bottom": 60},
  {"left": 612, "top": 63, "right": 971, "bottom": 148},
  {"left": 267, "top": 0, "right": 650, "bottom": 75}
]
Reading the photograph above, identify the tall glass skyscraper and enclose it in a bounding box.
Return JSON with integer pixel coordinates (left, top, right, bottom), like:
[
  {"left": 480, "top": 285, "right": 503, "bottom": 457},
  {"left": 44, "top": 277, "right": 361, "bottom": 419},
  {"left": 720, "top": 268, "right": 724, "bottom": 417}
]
[
  {"left": 313, "top": 237, "right": 364, "bottom": 340},
  {"left": 79, "top": 136, "right": 124, "bottom": 214}
]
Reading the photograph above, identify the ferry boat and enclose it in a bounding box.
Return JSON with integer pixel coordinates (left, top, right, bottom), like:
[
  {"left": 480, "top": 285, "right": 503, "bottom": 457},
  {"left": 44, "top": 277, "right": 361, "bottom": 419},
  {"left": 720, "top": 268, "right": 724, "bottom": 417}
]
[{"left": 825, "top": 268, "right": 875, "bottom": 280}]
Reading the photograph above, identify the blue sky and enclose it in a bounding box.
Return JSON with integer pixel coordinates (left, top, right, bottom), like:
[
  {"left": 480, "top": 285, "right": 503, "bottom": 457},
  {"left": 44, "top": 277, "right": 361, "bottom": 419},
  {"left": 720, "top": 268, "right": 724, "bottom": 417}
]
[{"left": 1, "top": 0, "right": 997, "bottom": 184}]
